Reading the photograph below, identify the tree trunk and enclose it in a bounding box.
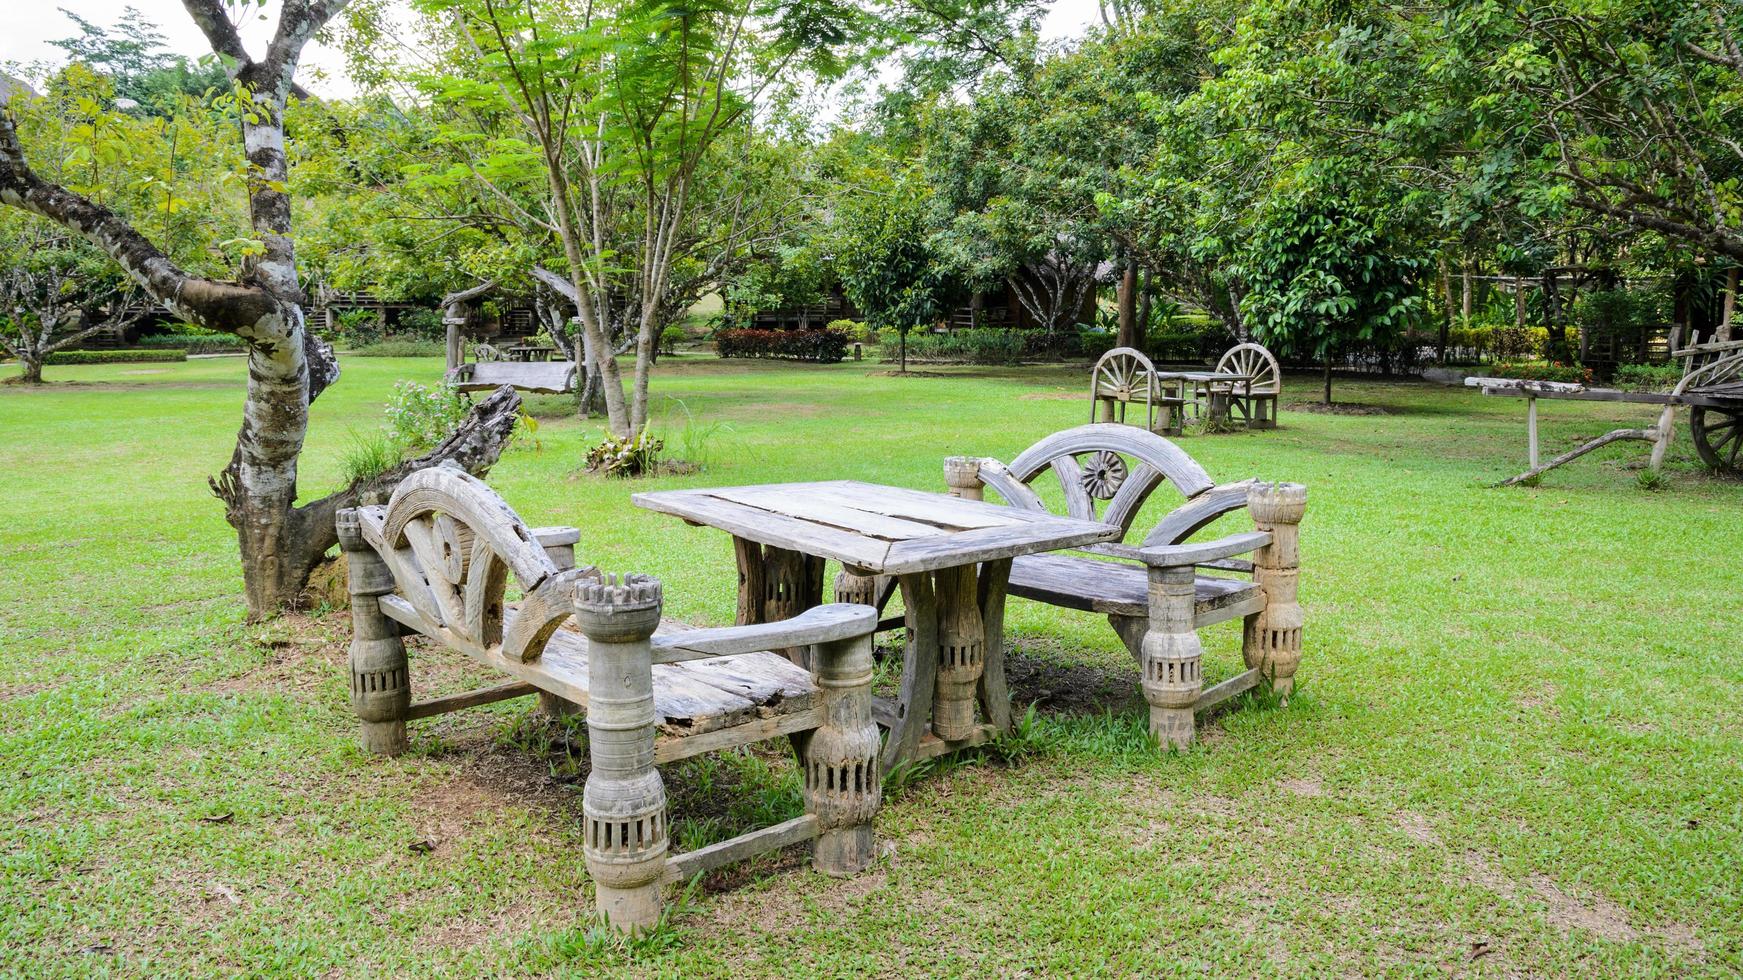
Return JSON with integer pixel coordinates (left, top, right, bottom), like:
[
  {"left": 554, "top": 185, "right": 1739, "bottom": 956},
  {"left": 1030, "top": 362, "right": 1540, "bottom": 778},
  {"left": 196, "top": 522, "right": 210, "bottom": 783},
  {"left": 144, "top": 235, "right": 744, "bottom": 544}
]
[
  {"left": 1137, "top": 267, "right": 1152, "bottom": 341},
  {"left": 1322, "top": 356, "right": 1333, "bottom": 406},
  {"left": 1720, "top": 267, "right": 1739, "bottom": 343},
  {"left": 1461, "top": 264, "right": 1473, "bottom": 321},
  {"left": 16, "top": 355, "right": 43, "bottom": 384},
  {"left": 1117, "top": 261, "right": 1139, "bottom": 349},
  {"left": 1437, "top": 255, "right": 1452, "bottom": 364}
]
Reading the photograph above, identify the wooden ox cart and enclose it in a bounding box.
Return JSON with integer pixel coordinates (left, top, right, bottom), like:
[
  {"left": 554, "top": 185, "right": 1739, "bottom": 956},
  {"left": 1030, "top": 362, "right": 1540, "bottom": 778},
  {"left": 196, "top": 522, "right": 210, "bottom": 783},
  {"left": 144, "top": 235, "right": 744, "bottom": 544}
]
[{"left": 1467, "top": 338, "right": 1743, "bottom": 485}]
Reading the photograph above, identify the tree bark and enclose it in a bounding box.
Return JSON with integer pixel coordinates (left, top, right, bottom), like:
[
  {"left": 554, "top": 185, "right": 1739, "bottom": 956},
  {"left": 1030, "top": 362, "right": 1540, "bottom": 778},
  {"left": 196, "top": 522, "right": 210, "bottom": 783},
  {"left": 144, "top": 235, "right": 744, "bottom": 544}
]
[
  {"left": 1117, "top": 260, "right": 1139, "bottom": 349},
  {"left": 1322, "top": 356, "right": 1333, "bottom": 406}
]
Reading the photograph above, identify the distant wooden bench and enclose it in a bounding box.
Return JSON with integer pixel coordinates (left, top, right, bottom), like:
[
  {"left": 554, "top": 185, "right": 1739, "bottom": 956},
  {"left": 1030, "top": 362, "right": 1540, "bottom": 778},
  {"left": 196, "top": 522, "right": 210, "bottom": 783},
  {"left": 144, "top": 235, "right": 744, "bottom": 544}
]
[
  {"left": 941, "top": 424, "right": 1307, "bottom": 748},
  {"left": 445, "top": 359, "right": 578, "bottom": 394},
  {"left": 336, "top": 465, "right": 881, "bottom": 933}
]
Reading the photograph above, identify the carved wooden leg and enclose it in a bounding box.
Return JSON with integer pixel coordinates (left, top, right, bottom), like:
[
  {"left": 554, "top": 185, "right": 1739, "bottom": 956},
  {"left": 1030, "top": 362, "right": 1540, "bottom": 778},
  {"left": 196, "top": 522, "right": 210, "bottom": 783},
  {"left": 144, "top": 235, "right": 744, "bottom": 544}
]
[
  {"left": 806, "top": 630, "right": 881, "bottom": 875},
  {"left": 1243, "top": 482, "right": 1307, "bottom": 702},
  {"left": 732, "top": 536, "right": 766, "bottom": 626},
  {"left": 882, "top": 573, "right": 938, "bottom": 774},
  {"left": 975, "top": 558, "right": 1013, "bottom": 734},
  {"left": 833, "top": 568, "right": 888, "bottom": 610},
  {"left": 575, "top": 575, "right": 668, "bottom": 933},
  {"left": 1142, "top": 564, "right": 1202, "bottom": 749},
  {"left": 539, "top": 691, "right": 583, "bottom": 719},
  {"left": 932, "top": 565, "right": 985, "bottom": 742},
  {"left": 337, "top": 509, "right": 410, "bottom": 756}
]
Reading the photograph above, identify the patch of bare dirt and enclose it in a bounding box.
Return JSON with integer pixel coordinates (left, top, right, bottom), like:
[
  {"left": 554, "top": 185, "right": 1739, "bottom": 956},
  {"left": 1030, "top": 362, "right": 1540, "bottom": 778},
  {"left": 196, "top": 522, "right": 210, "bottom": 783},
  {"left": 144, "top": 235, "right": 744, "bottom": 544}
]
[
  {"left": 1279, "top": 777, "right": 1323, "bottom": 798},
  {"left": 1016, "top": 390, "right": 1081, "bottom": 401},
  {"left": 867, "top": 369, "right": 955, "bottom": 378},
  {"left": 1284, "top": 401, "right": 1390, "bottom": 415},
  {"left": 1392, "top": 811, "right": 1704, "bottom": 956},
  {"left": 206, "top": 612, "right": 348, "bottom": 698},
  {"left": 1003, "top": 647, "right": 1144, "bottom": 717}
]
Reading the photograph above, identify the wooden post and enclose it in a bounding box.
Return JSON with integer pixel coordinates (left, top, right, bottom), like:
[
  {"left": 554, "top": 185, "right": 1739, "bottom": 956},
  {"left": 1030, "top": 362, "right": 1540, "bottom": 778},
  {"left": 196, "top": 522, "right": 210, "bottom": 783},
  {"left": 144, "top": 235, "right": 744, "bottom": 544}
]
[
  {"left": 943, "top": 456, "right": 984, "bottom": 501},
  {"left": 805, "top": 629, "right": 881, "bottom": 875},
  {"left": 443, "top": 314, "right": 465, "bottom": 373},
  {"left": 832, "top": 568, "right": 885, "bottom": 610},
  {"left": 1527, "top": 395, "right": 1539, "bottom": 469},
  {"left": 1243, "top": 483, "right": 1307, "bottom": 702},
  {"left": 575, "top": 574, "right": 668, "bottom": 933},
  {"left": 336, "top": 508, "right": 411, "bottom": 756},
  {"left": 932, "top": 565, "right": 984, "bottom": 742},
  {"left": 1141, "top": 564, "right": 1202, "bottom": 749}
]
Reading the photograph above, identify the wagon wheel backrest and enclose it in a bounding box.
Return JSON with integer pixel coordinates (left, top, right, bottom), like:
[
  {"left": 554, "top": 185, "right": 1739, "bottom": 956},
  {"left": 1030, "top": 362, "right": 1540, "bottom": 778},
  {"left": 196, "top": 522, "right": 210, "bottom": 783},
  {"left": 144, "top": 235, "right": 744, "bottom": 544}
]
[
  {"left": 1216, "top": 343, "right": 1281, "bottom": 395},
  {"left": 368, "top": 465, "right": 598, "bottom": 662},
  {"left": 976, "top": 423, "right": 1223, "bottom": 552},
  {"left": 1090, "top": 347, "right": 1160, "bottom": 420}
]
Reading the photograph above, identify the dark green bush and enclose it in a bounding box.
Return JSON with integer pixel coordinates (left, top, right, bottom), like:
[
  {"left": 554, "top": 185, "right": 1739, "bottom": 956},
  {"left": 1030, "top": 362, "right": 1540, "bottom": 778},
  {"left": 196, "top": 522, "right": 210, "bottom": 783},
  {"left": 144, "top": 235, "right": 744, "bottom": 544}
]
[
  {"left": 397, "top": 307, "right": 445, "bottom": 341},
  {"left": 138, "top": 333, "right": 246, "bottom": 355},
  {"left": 1488, "top": 362, "right": 1594, "bottom": 384},
  {"left": 716, "top": 328, "right": 850, "bottom": 363},
  {"left": 349, "top": 339, "right": 446, "bottom": 357},
  {"left": 1612, "top": 362, "right": 1681, "bottom": 391},
  {"left": 44, "top": 349, "right": 186, "bottom": 365}
]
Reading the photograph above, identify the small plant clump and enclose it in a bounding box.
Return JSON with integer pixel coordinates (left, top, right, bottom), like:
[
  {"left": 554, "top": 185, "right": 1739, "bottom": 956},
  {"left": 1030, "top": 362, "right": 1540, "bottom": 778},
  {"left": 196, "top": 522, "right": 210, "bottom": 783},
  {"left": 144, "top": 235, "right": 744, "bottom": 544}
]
[
  {"left": 384, "top": 380, "right": 469, "bottom": 449},
  {"left": 585, "top": 428, "right": 665, "bottom": 477}
]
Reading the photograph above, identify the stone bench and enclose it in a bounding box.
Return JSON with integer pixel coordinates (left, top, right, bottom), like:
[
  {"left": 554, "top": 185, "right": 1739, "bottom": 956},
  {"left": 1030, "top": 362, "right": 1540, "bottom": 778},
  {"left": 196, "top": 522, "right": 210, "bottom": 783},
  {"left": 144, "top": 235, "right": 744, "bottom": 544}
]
[{"left": 336, "top": 464, "right": 880, "bottom": 932}]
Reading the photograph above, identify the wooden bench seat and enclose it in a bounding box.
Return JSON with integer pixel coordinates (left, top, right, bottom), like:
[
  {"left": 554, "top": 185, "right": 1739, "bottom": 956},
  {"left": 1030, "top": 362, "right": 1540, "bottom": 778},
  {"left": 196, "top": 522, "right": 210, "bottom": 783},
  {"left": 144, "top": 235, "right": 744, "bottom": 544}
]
[
  {"left": 939, "top": 424, "right": 1306, "bottom": 749},
  {"left": 446, "top": 359, "right": 578, "bottom": 394},
  {"left": 1007, "top": 554, "right": 1265, "bottom": 624},
  {"left": 338, "top": 465, "right": 882, "bottom": 933}
]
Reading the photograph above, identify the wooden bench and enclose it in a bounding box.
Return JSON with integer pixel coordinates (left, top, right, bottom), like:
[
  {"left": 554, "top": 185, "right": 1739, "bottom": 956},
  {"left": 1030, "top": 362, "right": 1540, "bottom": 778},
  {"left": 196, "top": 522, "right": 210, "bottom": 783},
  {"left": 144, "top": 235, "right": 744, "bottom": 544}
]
[
  {"left": 1197, "top": 342, "right": 1282, "bottom": 429},
  {"left": 335, "top": 465, "right": 881, "bottom": 933},
  {"left": 940, "top": 424, "right": 1306, "bottom": 748},
  {"left": 445, "top": 359, "right": 579, "bottom": 395}
]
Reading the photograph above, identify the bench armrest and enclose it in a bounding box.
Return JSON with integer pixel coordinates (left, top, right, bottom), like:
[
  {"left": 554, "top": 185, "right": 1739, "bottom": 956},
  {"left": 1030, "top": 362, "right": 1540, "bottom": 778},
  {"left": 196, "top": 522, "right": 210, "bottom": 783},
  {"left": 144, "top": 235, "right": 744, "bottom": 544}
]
[
  {"left": 650, "top": 603, "right": 878, "bottom": 663},
  {"left": 1136, "top": 529, "right": 1272, "bottom": 568}
]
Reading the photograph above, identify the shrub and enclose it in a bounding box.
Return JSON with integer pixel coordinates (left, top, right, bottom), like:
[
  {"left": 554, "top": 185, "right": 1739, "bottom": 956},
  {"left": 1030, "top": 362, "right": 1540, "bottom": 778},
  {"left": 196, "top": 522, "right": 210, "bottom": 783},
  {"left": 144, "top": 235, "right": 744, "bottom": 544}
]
[
  {"left": 1489, "top": 362, "right": 1594, "bottom": 384},
  {"left": 886, "top": 329, "right": 1027, "bottom": 365},
  {"left": 397, "top": 307, "right": 445, "bottom": 341},
  {"left": 827, "top": 319, "right": 874, "bottom": 344},
  {"left": 340, "top": 428, "right": 403, "bottom": 486},
  {"left": 384, "top": 380, "right": 469, "bottom": 448},
  {"left": 659, "top": 324, "right": 686, "bottom": 355},
  {"left": 137, "top": 332, "right": 246, "bottom": 355},
  {"left": 715, "top": 328, "right": 850, "bottom": 363},
  {"left": 44, "top": 349, "right": 185, "bottom": 365},
  {"left": 350, "top": 339, "right": 446, "bottom": 357},
  {"left": 1612, "top": 362, "right": 1681, "bottom": 391},
  {"left": 585, "top": 428, "right": 664, "bottom": 477},
  {"left": 336, "top": 308, "right": 382, "bottom": 346}
]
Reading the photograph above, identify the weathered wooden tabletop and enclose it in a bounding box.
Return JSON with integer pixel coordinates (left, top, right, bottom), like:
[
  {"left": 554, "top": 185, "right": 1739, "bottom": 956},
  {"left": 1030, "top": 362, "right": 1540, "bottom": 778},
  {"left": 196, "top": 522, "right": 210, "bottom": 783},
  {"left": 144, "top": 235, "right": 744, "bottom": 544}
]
[{"left": 633, "top": 480, "right": 1121, "bottom": 575}]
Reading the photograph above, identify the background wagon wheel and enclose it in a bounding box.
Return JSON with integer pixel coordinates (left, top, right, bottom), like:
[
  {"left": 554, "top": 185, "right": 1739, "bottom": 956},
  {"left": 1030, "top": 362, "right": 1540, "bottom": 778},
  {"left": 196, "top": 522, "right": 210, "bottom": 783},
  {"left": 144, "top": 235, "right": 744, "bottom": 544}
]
[
  {"left": 1216, "top": 343, "right": 1281, "bottom": 394},
  {"left": 1090, "top": 347, "right": 1159, "bottom": 428},
  {"left": 1690, "top": 404, "right": 1743, "bottom": 475}
]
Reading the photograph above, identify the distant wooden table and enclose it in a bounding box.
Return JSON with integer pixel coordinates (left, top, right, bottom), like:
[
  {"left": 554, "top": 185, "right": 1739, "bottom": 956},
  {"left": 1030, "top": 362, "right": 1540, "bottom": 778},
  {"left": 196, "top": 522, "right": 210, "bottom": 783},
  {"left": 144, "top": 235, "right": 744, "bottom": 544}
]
[
  {"left": 1157, "top": 371, "right": 1251, "bottom": 427},
  {"left": 633, "top": 481, "right": 1121, "bottom": 773},
  {"left": 503, "top": 344, "right": 558, "bottom": 362}
]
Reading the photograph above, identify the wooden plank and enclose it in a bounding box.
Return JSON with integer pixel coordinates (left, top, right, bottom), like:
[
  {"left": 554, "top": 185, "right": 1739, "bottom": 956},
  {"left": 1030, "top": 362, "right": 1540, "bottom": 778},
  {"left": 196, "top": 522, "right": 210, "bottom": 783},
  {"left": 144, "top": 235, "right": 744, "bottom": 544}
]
[
  {"left": 910, "top": 723, "right": 999, "bottom": 761},
  {"left": 882, "top": 517, "right": 1121, "bottom": 575},
  {"left": 1005, "top": 554, "right": 1263, "bottom": 622},
  {"left": 796, "top": 481, "right": 1033, "bottom": 529},
  {"left": 708, "top": 486, "right": 951, "bottom": 540},
  {"left": 650, "top": 603, "right": 876, "bottom": 661},
  {"left": 662, "top": 814, "right": 820, "bottom": 884},
  {"left": 1137, "top": 530, "right": 1272, "bottom": 568},
  {"left": 653, "top": 707, "right": 824, "bottom": 764},
  {"left": 633, "top": 489, "right": 893, "bottom": 569},
  {"left": 407, "top": 681, "right": 536, "bottom": 720},
  {"left": 669, "top": 653, "right": 817, "bottom": 716},
  {"left": 1142, "top": 480, "right": 1258, "bottom": 548},
  {"left": 883, "top": 572, "right": 938, "bottom": 775},
  {"left": 977, "top": 558, "right": 1014, "bottom": 734},
  {"left": 1194, "top": 668, "right": 1261, "bottom": 714}
]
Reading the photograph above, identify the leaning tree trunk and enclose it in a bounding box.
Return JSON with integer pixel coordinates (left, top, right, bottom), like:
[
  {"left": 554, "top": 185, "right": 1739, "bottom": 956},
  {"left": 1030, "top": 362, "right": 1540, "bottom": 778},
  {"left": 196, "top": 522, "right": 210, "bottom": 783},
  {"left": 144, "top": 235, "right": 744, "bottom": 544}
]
[{"left": 0, "top": 0, "right": 522, "bottom": 618}]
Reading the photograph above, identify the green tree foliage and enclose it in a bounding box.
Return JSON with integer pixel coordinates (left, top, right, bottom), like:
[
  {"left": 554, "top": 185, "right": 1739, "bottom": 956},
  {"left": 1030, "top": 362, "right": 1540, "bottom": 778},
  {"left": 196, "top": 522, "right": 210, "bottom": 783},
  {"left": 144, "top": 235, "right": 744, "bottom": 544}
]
[{"left": 49, "top": 7, "right": 229, "bottom": 111}]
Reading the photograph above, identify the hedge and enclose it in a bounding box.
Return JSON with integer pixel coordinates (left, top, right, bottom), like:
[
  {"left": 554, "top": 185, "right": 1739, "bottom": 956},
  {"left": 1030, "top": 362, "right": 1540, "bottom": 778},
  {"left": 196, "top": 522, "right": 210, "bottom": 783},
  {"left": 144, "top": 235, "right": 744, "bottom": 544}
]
[
  {"left": 877, "top": 327, "right": 1109, "bottom": 365},
  {"left": 138, "top": 333, "right": 247, "bottom": 355},
  {"left": 1486, "top": 362, "right": 1594, "bottom": 384},
  {"left": 44, "top": 349, "right": 186, "bottom": 365},
  {"left": 716, "top": 328, "right": 850, "bottom": 363},
  {"left": 349, "top": 339, "right": 447, "bottom": 357}
]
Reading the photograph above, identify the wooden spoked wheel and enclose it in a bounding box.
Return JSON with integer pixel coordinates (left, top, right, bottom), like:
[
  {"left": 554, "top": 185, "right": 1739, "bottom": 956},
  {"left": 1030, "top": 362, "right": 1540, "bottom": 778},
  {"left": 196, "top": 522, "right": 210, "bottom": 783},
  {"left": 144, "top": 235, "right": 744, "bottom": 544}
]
[
  {"left": 1215, "top": 343, "right": 1281, "bottom": 394},
  {"left": 1090, "top": 347, "right": 1160, "bottom": 429},
  {"left": 1690, "top": 405, "right": 1743, "bottom": 475}
]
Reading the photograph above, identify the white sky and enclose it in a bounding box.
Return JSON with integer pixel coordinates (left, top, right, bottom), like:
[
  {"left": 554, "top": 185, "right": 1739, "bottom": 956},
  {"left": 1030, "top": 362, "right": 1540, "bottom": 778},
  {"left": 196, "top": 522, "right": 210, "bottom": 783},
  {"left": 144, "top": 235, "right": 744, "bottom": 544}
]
[{"left": 0, "top": 0, "right": 1106, "bottom": 98}]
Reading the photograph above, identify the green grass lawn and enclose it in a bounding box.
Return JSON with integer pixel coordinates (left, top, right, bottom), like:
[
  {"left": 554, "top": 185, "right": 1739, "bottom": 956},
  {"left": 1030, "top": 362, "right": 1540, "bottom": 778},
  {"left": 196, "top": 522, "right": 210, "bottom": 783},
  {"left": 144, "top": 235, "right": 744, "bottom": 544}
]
[{"left": 1, "top": 354, "right": 1740, "bottom": 976}]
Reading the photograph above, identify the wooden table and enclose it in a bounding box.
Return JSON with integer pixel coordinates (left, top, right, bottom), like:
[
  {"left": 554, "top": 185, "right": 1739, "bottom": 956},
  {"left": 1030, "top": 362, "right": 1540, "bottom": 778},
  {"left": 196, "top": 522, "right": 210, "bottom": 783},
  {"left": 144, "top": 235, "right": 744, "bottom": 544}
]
[
  {"left": 633, "top": 481, "right": 1121, "bottom": 773},
  {"left": 503, "top": 344, "right": 558, "bottom": 362},
  {"left": 1156, "top": 371, "right": 1252, "bottom": 428}
]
